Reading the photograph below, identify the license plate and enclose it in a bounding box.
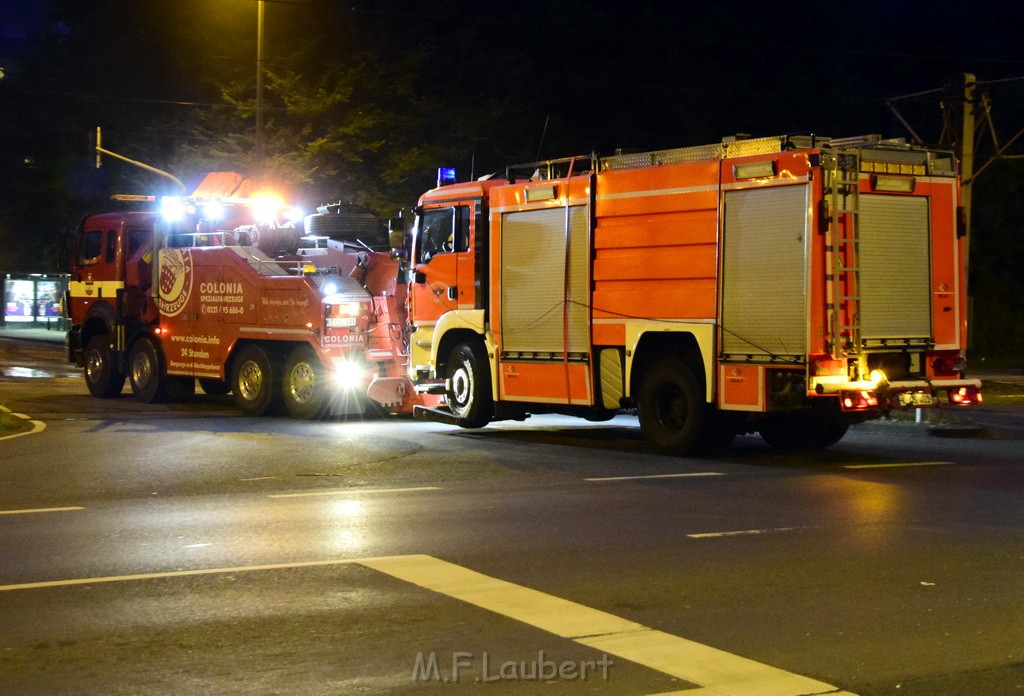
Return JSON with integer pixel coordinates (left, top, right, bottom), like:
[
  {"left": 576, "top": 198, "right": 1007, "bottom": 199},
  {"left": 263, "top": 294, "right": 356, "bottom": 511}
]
[
  {"left": 897, "top": 392, "right": 937, "bottom": 407},
  {"left": 326, "top": 317, "right": 356, "bottom": 328}
]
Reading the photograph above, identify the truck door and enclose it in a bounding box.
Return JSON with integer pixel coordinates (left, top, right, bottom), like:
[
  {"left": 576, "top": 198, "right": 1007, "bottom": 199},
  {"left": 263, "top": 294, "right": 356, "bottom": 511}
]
[
  {"left": 411, "top": 204, "right": 472, "bottom": 323},
  {"left": 69, "top": 221, "right": 125, "bottom": 322}
]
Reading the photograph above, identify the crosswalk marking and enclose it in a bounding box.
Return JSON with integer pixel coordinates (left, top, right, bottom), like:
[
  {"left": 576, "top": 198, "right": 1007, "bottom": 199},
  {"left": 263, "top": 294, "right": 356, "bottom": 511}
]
[
  {"left": 362, "top": 554, "right": 853, "bottom": 696},
  {"left": 0, "top": 553, "right": 857, "bottom": 695}
]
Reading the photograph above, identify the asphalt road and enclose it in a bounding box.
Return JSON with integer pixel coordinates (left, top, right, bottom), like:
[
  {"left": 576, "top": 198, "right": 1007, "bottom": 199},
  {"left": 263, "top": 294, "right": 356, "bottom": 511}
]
[{"left": 1, "top": 336, "right": 1023, "bottom": 696}]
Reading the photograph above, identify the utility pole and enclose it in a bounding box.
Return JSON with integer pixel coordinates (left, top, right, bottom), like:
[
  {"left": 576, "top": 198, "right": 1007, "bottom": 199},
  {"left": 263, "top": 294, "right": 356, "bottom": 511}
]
[{"left": 960, "top": 73, "right": 976, "bottom": 284}]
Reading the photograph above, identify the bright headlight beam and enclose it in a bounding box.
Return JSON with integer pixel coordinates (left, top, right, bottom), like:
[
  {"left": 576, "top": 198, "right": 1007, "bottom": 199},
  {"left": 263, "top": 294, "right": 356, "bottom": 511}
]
[{"left": 330, "top": 359, "right": 365, "bottom": 390}]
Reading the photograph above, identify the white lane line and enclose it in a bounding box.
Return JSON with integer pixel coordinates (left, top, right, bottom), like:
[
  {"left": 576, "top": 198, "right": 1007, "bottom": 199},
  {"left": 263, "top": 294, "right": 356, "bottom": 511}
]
[
  {"left": 361, "top": 554, "right": 851, "bottom": 696},
  {"left": 842, "top": 461, "right": 954, "bottom": 470},
  {"left": 585, "top": 472, "right": 725, "bottom": 482},
  {"left": 687, "top": 526, "right": 814, "bottom": 539},
  {"left": 267, "top": 486, "right": 442, "bottom": 499},
  {"left": 0, "top": 557, "right": 384, "bottom": 592},
  {"left": 240, "top": 476, "right": 278, "bottom": 482},
  {"left": 0, "top": 506, "right": 85, "bottom": 516},
  {"left": 0, "top": 405, "right": 46, "bottom": 441}
]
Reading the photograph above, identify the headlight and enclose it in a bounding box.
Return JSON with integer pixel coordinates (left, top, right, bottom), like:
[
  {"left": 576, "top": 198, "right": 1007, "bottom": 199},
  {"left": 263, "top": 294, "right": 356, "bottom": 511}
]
[
  {"left": 160, "top": 196, "right": 186, "bottom": 222},
  {"left": 202, "top": 200, "right": 226, "bottom": 222},
  {"left": 330, "top": 359, "right": 365, "bottom": 390}
]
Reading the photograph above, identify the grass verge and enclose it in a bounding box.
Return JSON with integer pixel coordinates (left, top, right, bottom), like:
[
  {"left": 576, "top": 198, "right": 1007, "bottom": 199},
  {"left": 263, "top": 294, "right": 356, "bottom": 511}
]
[{"left": 0, "top": 408, "right": 33, "bottom": 437}]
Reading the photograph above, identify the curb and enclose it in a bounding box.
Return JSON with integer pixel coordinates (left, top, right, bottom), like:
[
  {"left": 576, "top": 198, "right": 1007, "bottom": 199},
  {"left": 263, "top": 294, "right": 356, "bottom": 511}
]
[{"left": 0, "top": 405, "right": 47, "bottom": 441}]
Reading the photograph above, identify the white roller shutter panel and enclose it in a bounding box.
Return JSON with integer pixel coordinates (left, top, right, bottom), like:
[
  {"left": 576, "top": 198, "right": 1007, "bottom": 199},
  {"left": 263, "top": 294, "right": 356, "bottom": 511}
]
[
  {"left": 721, "top": 185, "right": 808, "bottom": 357},
  {"left": 859, "top": 194, "right": 931, "bottom": 340},
  {"left": 500, "top": 206, "right": 589, "bottom": 355}
]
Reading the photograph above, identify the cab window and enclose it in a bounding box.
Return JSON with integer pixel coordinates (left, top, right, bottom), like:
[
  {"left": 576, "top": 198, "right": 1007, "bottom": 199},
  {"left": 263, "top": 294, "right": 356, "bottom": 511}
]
[
  {"left": 127, "top": 230, "right": 149, "bottom": 257},
  {"left": 417, "top": 206, "right": 470, "bottom": 263},
  {"left": 418, "top": 207, "right": 454, "bottom": 263},
  {"left": 78, "top": 230, "right": 104, "bottom": 266}
]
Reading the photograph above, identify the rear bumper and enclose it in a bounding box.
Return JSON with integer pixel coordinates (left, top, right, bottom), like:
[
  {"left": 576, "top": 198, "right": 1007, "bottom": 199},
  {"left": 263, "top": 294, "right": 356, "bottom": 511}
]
[
  {"left": 885, "top": 379, "right": 982, "bottom": 408},
  {"left": 812, "top": 375, "right": 983, "bottom": 410}
]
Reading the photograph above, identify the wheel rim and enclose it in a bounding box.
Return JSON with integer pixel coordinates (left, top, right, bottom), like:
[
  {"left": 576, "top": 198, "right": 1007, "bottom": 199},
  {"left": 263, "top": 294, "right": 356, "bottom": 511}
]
[
  {"left": 450, "top": 361, "right": 472, "bottom": 411},
  {"left": 131, "top": 351, "right": 152, "bottom": 389},
  {"left": 288, "top": 362, "right": 315, "bottom": 404},
  {"left": 237, "top": 360, "right": 264, "bottom": 402},
  {"left": 86, "top": 349, "right": 104, "bottom": 385},
  {"left": 654, "top": 383, "right": 687, "bottom": 431}
]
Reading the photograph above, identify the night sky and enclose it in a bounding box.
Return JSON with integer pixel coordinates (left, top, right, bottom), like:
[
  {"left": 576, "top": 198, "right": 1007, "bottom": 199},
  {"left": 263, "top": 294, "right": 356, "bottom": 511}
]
[{"left": 1, "top": 1, "right": 1023, "bottom": 356}]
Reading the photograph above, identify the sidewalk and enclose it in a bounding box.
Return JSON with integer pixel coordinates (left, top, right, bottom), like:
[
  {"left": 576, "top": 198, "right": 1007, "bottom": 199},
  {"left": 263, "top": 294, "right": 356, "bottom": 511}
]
[{"left": 0, "top": 323, "right": 66, "bottom": 345}]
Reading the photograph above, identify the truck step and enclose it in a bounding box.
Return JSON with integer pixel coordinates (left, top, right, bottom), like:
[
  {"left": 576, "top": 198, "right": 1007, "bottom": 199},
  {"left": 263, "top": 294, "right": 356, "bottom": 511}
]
[{"left": 413, "top": 405, "right": 463, "bottom": 425}]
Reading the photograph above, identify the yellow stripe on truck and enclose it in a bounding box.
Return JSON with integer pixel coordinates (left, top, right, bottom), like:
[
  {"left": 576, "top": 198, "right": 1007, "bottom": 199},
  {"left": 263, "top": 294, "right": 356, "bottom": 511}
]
[{"left": 68, "top": 280, "right": 125, "bottom": 300}]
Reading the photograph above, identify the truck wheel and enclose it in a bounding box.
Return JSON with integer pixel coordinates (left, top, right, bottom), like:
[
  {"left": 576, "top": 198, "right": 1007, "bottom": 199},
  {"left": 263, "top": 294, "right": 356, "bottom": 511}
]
[
  {"left": 446, "top": 342, "right": 492, "bottom": 428},
  {"left": 282, "top": 346, "right": 327, "bottom": 419},
  {"left": 231, "top": 344, "right": 282, "bottom": 416},
  {"left": 816, "top": 419, "right": 850, "bottom": 448},
  {"left": 638, "top": 358, "right": 706, "bottom": 455},
  {"left": 84, "top": 334, "right": 125, "bottom": 398},
  {"left": 694, "top": 408, "right": 738, "bottom": 455},
  {"left": 128, "top": 336, "right": 168, "bottom": 403},
  {"left": 758, "top": 414, "right": 849, "bottom": 451}
]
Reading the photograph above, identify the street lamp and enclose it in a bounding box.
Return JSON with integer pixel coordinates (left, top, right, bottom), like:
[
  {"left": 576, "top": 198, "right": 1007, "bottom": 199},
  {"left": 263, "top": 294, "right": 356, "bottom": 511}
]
[{"left": 255, "top": 0, "right": 265, "bottom": 180}]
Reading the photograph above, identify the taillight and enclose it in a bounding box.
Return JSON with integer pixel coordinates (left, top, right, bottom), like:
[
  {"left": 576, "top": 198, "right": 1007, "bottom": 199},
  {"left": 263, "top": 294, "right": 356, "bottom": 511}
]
[
  {"left": 948, "top": 386, "right": 982, "bottom": 406},
  {"left": 841, "top": 390, "right": 879, "bottom": 411}
]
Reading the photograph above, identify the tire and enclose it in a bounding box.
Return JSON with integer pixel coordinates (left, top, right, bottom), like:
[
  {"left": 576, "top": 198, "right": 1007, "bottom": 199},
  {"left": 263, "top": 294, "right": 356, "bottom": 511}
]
[
  {"left": 638, "top": 359, "right": 706, "bottom": 455},
  {"left": 305, "top": 212, "right": 384, "bottom": 247},
  {"left": 282, "top": 345, "right": 328, "bottom": 419},
  {"left": 199, "top": 378, "right": 231, "bottom": 396},
  {"left": 758, "top": 413, "right": 849, "bottom": 452},
  {"left": 816, "top": 419, "right": 850, "bottom": 448},
  {"left": 128, "top": 336, "right": 167, "bottom": 403},
  {"left": 230, "top": 344, "right": 282, "bottom": 416},
  {"left": 694, "top": 408, "right": 738, "bottom": 455},
  {"left": 445, "top": 342, "right": 492, "bottom": 428},
  {"left": 84, "top": 334, "right": 125, "bottom": 398},
  {"left": 582, "top": 408, "right": 617, "bottom": 422}
]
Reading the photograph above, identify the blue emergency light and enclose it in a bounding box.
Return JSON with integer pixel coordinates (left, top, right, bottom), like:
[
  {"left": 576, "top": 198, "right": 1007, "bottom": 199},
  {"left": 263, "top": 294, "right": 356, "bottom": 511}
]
[{"left": 437, "top": 167, "right": 456, "bottom": 187}]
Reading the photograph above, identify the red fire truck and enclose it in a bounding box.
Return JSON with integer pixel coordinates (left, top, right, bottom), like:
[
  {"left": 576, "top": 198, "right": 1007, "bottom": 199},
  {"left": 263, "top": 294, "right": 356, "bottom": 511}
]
[
  {"left": 408, "top": 134, "right": 982, "bottom": 453},
  {"left": 66, "top": 192, "right": 423, "bottom": 418}
]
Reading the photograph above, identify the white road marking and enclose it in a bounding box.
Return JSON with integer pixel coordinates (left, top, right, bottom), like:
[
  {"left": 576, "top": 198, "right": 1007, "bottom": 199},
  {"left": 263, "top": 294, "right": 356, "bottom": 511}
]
[
  {"left": 267, "top": 486, "right": 441, "bottom": 499},
  {"left": 0, "top": 405, "right": 46, "bottom": 441},
  {"left": 687, "top": 527, "right": 813, "bottom": 539},
  {"left": 842, "top": 461, "right": 954, "bottom": 469},
  {"left": 0, "top": 506, "right": 84, "bottom": 516},
  {"left": 362, "top": 554, "right": 852, "bottom": 696},
  {"left": 240, "top": 476, "right": 278, "bottom": 481},
  {"left": 0, "top": 558, "right": 377, "bottom": 592},
  {"left": 0, "top": 553, "right": 857, "bottom": 695},
  {"left": 585, "top": 472, "right": 725, "bottom": 482}
]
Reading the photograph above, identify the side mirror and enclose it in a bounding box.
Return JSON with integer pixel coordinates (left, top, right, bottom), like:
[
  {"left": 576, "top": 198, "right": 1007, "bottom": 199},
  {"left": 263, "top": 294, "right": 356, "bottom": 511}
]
[{"left": 389, "top": 228, "right": 405, "bottom": 249}]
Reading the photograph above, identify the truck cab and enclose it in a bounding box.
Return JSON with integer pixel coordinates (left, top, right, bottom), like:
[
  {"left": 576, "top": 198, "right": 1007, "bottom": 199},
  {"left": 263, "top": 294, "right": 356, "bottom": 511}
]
[{"left": 67, "top": 211, "right": 158, "bottom": 397}]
